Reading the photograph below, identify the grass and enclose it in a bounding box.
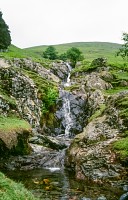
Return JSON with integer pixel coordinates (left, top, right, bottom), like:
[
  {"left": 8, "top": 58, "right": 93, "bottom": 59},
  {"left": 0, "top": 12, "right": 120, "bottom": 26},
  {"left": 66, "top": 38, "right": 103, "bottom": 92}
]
[
  {"left": 0, "top": 45, "right": 52, "bottom": 68},
  {"left": 25, "top": 42, "right": 123, "bottom": 62},
  {"left": 0, "top": 42, "right": 124, "bottom": 64},
  {"left": 113, "top": 137, "right": 128, "bottom": 158},
  {"left": 88, "top": 104, "right": 106, "bottom": 122},
  {"left": 0, "top": 172, "right": 39, "bottom": 200},
  {"left": 105, "top": 87, "right": 128, "bottom": 95},
  {"left": 0, "top": 116, "right": 31, "bottom": 133},
  {"left": 0, "top": 93, "right": 16, "bottom": 109}
]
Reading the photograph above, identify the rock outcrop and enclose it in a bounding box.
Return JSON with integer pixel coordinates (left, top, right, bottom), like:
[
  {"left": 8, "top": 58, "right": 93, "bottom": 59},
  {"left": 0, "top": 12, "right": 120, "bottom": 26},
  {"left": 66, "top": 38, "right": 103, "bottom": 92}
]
[{"left": 65, "top": 63, "right": 128, "bottom": 185}]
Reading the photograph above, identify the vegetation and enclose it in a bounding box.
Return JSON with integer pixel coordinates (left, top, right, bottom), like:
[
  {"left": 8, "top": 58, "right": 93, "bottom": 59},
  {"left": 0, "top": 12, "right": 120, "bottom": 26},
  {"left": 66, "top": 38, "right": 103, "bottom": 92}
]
[
  {"left": 117, "top": 32, "right": 128, "bottom": 61},
  {"left": 22, "top": 69, "right": 58, "bottom": 115},
  {"left": 0, "top": 11, "right": 11, "bottom": 50},
  {"left": 113, "top": 137, "right": 128, "bottom": 159},
  {"left": 0, "top": 172, "right": 38, "bottom": 200},
  {"left": 66, "top": 47, "right": 84, "bottom": 67},
  {"left": 43, "top": 45, "right": 58, "bottom": 60},
  {"left": 0, "top": 116, "right": 31, "bottom": 133},
  {"left": 25, "top": 42, "right": 123, "bottom": 63},
  {"left": 88, "top": 104, "right": 106, "bottom": 122}
]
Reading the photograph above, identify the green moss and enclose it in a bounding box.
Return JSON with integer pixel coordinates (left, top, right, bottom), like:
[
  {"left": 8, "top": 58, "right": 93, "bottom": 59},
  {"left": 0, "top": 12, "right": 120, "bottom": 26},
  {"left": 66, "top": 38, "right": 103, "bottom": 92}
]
[
  {"left": 115, "top": 96, "right": 128, "bottom": 126},
  {"left": 88, "top": 104, "right": 106, "bottom": 122},
  {"left": 22, "top": 69, "right": 58, "bottom": 115},
  {"left": 0, "top": 172, "right": 39, "bottom": 200},
  {"left": 105, "top": 87, "right": 128, "bottom": 95},
  {"left": 71, "top": 60, "right": 96, "bottom": 75},
  {"left": 113, "top": 137, "right": 128, "bottom": 159},
  {"left": 0, "top": 116, "right": 31, "bottom": 132},
  {"left": 64, "top": 84, "right": 80, "bottom": 92},
  {"left": 0, "top": 93, "right": 16, "bottom": 108},
  {"left": 12, "top": 132, "right": 31, "bottom": 155}
]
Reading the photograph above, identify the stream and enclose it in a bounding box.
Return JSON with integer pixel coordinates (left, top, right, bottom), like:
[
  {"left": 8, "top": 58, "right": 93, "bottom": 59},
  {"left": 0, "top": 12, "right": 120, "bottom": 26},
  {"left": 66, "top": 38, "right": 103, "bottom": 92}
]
[{"left": 0, "top": 63, "right": 126, "bottom": 200}]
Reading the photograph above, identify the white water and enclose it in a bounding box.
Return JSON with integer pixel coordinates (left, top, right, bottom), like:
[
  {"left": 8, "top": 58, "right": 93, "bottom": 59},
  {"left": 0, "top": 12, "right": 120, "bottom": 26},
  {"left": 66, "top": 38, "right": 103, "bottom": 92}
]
[
  {"left": 64, "top": 63, "right": 72, "bottom": 87},
  {"left": 62, "top": 63, "right": 73, "bottom": 137}
]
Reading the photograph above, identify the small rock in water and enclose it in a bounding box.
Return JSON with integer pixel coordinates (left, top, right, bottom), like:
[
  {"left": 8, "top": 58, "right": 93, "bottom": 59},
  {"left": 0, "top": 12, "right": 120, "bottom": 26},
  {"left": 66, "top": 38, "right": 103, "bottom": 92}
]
[
  {"left": 97, "top": 196, "right": 107, "bottom": 200},
  {"left": 119, "top": 192, "right": 128, "bottom": 200}
]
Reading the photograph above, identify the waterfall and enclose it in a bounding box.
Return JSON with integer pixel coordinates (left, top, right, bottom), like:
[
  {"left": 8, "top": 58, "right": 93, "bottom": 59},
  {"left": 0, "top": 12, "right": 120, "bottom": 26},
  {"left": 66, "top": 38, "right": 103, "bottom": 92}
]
[
  {"left": 62, "top": 91, "right": 72, "bottom": 137},
  {"left": 62, "top": 63, "right": 73, "bottom": 137},
  {"left": 64, "top": 63, "right": 72, "bottom": 87}
]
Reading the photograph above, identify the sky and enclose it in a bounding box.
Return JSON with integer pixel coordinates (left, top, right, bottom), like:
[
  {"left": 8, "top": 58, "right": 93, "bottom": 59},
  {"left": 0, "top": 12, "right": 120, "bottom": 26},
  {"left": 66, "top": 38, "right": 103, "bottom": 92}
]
[{"left": 1, "top": 0, "right": 128, "bottom": 48}]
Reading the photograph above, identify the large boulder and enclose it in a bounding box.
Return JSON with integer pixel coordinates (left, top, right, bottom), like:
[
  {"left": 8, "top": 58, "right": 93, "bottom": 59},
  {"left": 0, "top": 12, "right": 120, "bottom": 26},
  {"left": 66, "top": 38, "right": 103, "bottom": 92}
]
[{"left": 0, "top": 119, "right": 32, "bottom": 156}]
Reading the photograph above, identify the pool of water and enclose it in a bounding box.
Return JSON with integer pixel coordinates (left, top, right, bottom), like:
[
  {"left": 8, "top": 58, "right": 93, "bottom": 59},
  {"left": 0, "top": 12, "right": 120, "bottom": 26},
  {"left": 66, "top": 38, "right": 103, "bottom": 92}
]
[{"left": 2, "top": 167, "right": 124, "bottom": 200}]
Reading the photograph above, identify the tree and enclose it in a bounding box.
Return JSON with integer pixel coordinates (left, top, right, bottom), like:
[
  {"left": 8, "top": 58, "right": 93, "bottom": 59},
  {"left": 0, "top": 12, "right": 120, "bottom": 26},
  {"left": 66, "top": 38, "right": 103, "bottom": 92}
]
[
  {"left": 59, "top": 53, "right": 67, "bottom": 61},
  {"left": 66, "top": 47, "right": 84, "bottom": 67},
  {"left": 0, "top": 11, "right": 11, "bottom": 51},
  {"left": 43, "top": 46, "right": 58, "bottom": 60},
  {"left": 117, "top": 32, "right": 128, "bottom": 61}
]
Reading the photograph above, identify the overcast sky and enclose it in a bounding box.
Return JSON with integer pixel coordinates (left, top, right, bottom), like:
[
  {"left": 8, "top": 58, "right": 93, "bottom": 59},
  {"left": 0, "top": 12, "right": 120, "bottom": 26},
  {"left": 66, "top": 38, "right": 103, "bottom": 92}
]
[{"left": 1, "top": 0, "right": 128, "bottom": 48}]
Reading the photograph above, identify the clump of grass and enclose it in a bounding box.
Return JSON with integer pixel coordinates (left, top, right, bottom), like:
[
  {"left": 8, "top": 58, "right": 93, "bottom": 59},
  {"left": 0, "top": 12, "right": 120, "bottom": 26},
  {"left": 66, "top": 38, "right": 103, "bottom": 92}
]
[
  {"left": 88, "top": 104, "right": 106, "bottom": 122},
  {"left": 115, "top": 96, "right": 128, "bottom": 126},
  {"left": 71, "top": 60, "right": 94, "bottom": 75},
  {"left": 0, "top": 116, "right": 31, "bottom": 133},
  {"left": 105, "top": 87, "right": 128, "bottom": 95},
  {"left": 113, "top": 137, "right": 128, "bottom": 159},
  {"left": 0, "top": 172, "right": 39, "bottom": 200}
]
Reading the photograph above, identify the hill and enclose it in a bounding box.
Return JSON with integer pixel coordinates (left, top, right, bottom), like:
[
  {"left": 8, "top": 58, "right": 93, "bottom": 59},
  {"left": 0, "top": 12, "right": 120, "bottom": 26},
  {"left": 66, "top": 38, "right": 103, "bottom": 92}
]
[{"left": 24, "top": 42, "right": 123, "bottom": 63}]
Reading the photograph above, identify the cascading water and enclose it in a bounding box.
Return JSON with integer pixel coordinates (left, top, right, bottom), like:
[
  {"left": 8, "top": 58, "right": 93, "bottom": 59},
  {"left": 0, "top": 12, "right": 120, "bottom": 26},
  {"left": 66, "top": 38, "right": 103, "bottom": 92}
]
[
  {"left": 61, "top": 63, "right": 73, "bottom": 137},
  {"left": 64, "top": 63, "right": 72, "bottom": 87}
]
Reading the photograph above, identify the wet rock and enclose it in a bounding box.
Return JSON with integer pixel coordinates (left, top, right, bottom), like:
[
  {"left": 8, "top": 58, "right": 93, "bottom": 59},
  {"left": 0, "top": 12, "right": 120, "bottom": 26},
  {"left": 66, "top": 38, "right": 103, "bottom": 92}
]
[
  {"left": 97, "top": 196, "right": 107, "bottom": 200},
  {"left": 0, "top": 144, "right": 66, "bottom": 170},
  {"left": 119, "top": 192, "right": 128, "bottom": 200},
  {"left": 29, "top": 134, "right": 67, "bottom": 150},
  {"left": 53, "top": 90, "right": 88, "bottom": 136}
]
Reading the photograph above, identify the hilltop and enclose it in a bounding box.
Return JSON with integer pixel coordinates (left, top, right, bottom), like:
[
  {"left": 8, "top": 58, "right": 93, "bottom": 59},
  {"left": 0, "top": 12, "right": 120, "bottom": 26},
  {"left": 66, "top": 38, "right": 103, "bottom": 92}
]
[{"left": 24, "top": 41, "right": 122, "bottom": 63}]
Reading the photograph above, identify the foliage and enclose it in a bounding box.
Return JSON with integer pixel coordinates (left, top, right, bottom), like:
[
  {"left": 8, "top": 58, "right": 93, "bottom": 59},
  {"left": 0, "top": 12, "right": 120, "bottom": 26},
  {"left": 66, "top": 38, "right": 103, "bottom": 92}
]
[
  {"left": 42, "top": 87, "right": 58, "bottom": 114},
  {"left": 0, "top": 11, "right": 11, "bottom": 50},
  {"left": 66, "top": 47, "right": 84, "bottom": 67},
  {"left": 90, "top": 57, "right": 107, "bottom": 68},
  {"left": 43, "top": 46, "right": 58, "bottom": 60},
  {"left": 59, "top": 52, "right": 67, "bottom": 61},
  {"left": 22, "top": 69, "right": 58, "bottom": 115},
  {"left": 116, "top": 32, "right": 128, "bottom": 61},
  {"left": 0, "top": 172, "right": 39, "bottom": 200}
]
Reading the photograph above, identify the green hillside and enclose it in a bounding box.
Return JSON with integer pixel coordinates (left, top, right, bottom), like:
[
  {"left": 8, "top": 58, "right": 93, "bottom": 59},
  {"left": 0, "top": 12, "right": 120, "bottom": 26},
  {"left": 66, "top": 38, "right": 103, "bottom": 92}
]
[
  {"left": 0, "top": 42, "right": 124, "bottom": 65},
  {"left": 25, "top": 42, "right": 123, "bottom": 63},
  {"left": 0, "top": 45, "right": 42, "bottom": 60}
]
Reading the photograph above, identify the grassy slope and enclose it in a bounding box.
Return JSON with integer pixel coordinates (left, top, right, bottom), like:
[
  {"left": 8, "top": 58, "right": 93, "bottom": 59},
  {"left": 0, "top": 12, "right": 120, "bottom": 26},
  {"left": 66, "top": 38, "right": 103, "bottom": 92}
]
[
  {"left": 0, "top": 45, "right": 42, "bottom": 61},
  {"left": 25, "top": 42, "right": 123, "bottom": 63},
  {"left": 0, "top": 172, "right": 38, "bottom": 200},
  {"left": 0, "top": 116, "right": 31, "bottom": 133}
]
